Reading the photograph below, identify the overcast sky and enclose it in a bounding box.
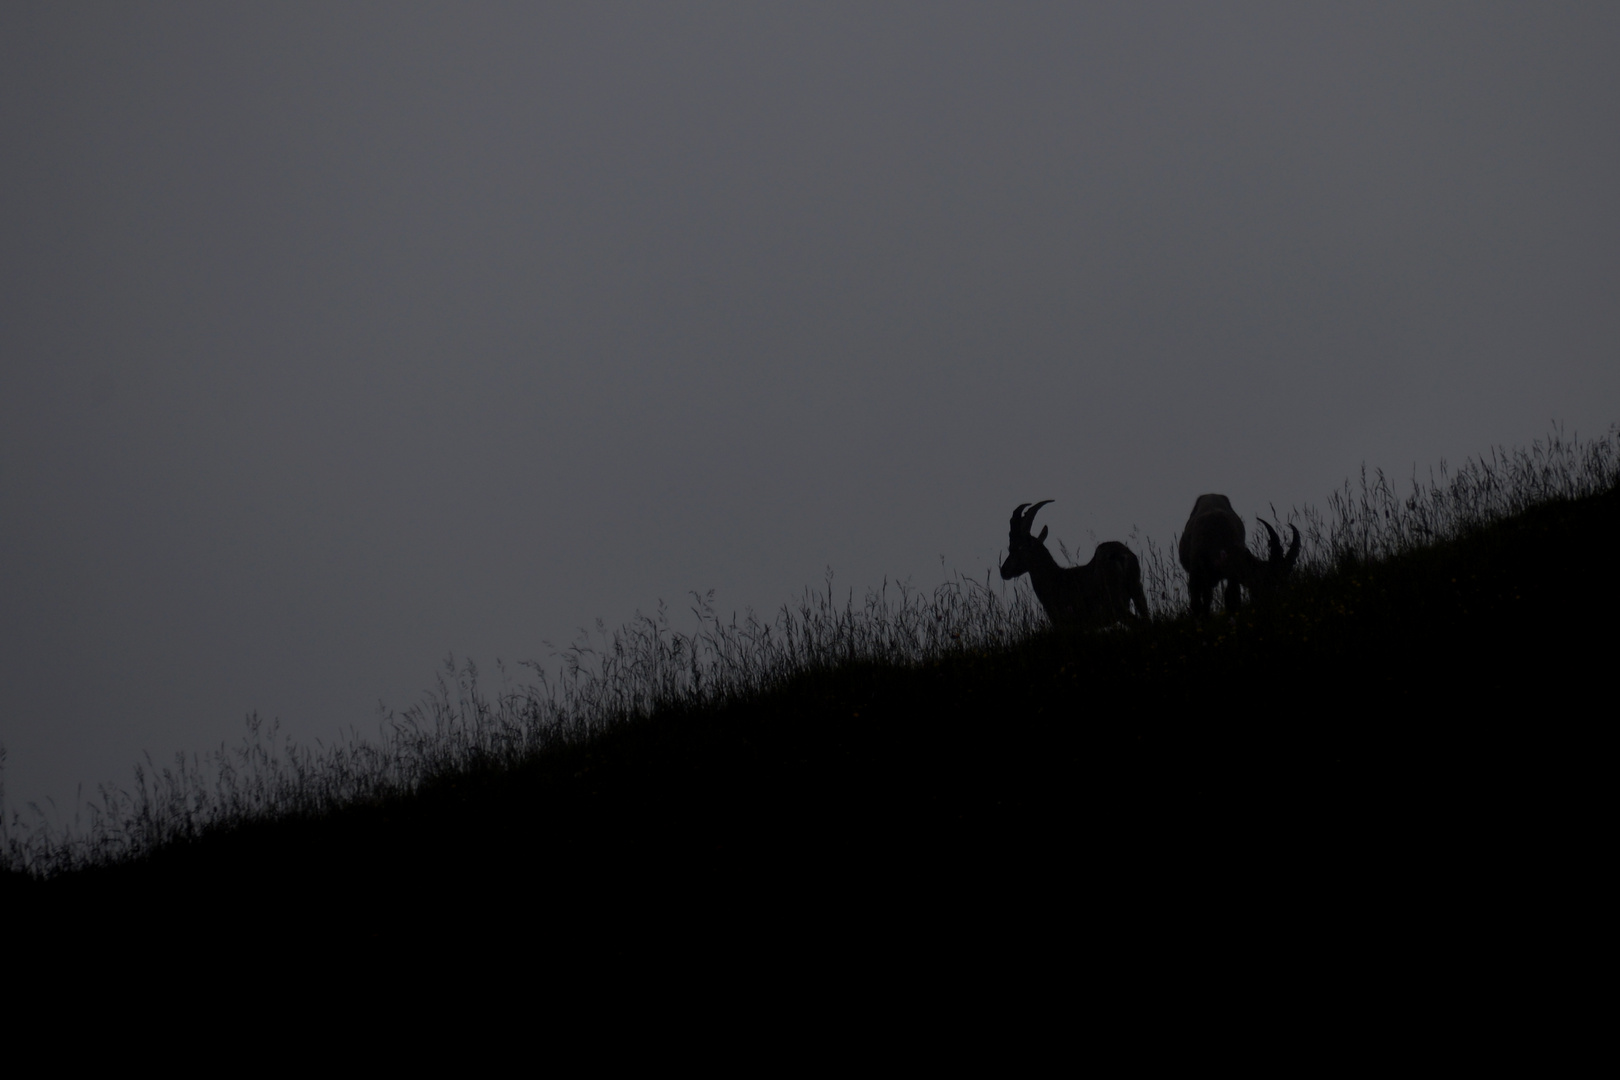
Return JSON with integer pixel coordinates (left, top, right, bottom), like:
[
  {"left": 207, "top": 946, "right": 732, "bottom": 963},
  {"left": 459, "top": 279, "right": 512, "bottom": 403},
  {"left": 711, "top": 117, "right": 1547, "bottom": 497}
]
[{"left": 3, "top": 4, "right": 1617, "bottom": 814}]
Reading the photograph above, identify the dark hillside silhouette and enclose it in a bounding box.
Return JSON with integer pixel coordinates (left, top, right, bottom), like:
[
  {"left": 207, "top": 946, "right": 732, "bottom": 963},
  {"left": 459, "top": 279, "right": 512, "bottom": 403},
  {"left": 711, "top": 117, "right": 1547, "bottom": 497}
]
[{"left": 8, "top": 478, "right": 1613, "bottom": 974}]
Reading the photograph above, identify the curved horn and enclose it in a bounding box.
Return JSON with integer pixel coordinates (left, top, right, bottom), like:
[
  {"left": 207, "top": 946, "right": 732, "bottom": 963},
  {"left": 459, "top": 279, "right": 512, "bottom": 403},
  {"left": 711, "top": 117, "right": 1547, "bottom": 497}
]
[
  {"left": 1285, "top": 524, "right": 1301, "bottom": 567},
  {"left": 1010, "top": 503, "right": 1031, "bottom": 533},
  {"left": 1260, "top": 519, "right": 1283, "bottom": 562},
  {"left": 1025, "top": 500, "right": 1054, "bottom": 526}
]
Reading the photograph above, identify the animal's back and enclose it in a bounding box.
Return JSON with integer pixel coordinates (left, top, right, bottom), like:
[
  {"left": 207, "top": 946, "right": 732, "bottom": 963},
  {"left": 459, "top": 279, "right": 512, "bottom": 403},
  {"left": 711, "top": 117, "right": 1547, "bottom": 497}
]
[
  {"left": 1180, "top": 494, "right": 1245, "bottom": 571},
  {"left": 1081, "top": 541, "right": 1149, "bottom": 623},
  {"left": 1092, "top": 540, "right": 1138, "bottom": 573},
  {"left": 1188, "top": 493, "right": 1234, "bottom": 518}
]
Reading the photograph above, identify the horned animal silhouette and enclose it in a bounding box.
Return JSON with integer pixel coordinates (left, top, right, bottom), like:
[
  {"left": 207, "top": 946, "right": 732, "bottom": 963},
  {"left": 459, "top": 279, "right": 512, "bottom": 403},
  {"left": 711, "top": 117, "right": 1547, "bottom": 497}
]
[
  {"left": 999, "top": 501, "right": 1149, "bottom": 627},
  {"left": 1177, "top": 494, "right": 1300, "bottom": 615}
]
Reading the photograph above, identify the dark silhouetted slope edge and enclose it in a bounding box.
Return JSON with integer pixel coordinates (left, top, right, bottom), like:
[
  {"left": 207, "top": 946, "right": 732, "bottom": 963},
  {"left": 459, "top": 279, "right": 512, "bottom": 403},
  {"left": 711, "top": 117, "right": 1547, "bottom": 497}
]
[{"left": 8, "top": 487, "right": 1614, "bottom": 976}]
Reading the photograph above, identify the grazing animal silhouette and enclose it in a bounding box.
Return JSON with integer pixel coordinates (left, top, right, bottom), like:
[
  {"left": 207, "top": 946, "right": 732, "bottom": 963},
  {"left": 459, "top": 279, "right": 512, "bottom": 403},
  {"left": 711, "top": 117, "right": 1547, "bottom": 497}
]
[
  {"left": 1178, "top": 494, "right": 1300, "bottom": 615},
  {"left": 1000, "top": 501, "right": 1150, "bottom": 627}
]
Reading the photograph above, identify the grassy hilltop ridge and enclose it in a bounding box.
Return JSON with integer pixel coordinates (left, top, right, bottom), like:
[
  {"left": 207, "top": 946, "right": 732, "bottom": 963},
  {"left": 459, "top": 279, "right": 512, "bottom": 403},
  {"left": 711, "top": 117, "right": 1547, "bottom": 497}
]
[{"left": 5, "top": 439, "right": 1616, "bottom": 963}]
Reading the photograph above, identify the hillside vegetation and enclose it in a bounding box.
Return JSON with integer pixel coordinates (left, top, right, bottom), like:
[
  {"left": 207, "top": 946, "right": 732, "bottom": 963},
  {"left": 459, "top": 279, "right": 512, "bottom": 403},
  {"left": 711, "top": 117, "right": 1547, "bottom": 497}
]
[{"left": 5, "top": 429, "right": 1615, "bottom": 960}]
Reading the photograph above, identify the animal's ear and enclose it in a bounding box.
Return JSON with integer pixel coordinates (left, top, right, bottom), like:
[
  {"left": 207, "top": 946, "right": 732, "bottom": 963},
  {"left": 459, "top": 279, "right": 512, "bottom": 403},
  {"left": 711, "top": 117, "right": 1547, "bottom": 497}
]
[{"left": 1037, "top": 525, "right": 1048, "bottom": 542}]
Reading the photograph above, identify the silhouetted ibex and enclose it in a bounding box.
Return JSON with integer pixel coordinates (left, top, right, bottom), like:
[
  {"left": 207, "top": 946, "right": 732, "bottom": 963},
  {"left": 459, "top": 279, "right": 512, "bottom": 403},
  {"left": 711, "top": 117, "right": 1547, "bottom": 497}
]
[
  {"left": 1000, "top": 501, "right": 1150, "bottom": 627},
  {"left": 1178, "top": 494, "right": 1300, "bottom": 615}
]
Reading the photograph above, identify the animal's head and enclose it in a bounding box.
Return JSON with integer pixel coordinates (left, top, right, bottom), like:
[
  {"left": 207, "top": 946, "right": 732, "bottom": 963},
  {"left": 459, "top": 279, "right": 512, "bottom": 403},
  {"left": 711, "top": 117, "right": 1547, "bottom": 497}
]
[
  {"left": 1250, "top": 519, "right": 1302, "bottom": 586},
  {"left": 1000, "top": 500, "right": 1053, "bottom": 580}
]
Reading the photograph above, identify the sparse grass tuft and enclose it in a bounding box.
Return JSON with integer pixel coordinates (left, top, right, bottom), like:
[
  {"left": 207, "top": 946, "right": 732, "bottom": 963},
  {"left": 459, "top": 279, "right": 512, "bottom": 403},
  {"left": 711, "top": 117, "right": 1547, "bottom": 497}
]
[{"left": 1295, "top": 422, "right": 1619, "bottom": 571}]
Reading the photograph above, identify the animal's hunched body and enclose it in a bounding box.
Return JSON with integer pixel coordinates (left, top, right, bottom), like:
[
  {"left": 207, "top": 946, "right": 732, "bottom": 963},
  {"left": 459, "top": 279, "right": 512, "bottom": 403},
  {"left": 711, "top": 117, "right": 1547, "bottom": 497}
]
[
  {"left": 1178, "top": 493, "right": 1300, "bottom": 615},
  {"left": 999, "top": 501, "right": 1149, "bottom": 628}
]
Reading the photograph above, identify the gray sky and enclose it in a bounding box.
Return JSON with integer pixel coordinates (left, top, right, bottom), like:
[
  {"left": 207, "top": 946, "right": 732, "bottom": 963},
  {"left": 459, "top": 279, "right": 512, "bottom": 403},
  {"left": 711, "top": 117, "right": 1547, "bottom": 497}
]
[{"left": 3, "top": 4, "right": 1617, "bottom": 814}]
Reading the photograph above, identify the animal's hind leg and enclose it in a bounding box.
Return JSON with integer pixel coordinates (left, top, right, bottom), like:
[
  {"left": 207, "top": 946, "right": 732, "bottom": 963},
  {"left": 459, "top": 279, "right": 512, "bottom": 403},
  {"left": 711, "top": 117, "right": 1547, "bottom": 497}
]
[
  {"left": 1222, "top": 579, "right": 1242, "bottom": 613},
  {"left": 1189, "top": 574, "right": 1213, "bottom": 616},
  {"left": 1124, "top": 556, "right": 1150, "bottom": 623},
  {"left": 1130, "top": 580, "right": 1150, "bottom": 622}
]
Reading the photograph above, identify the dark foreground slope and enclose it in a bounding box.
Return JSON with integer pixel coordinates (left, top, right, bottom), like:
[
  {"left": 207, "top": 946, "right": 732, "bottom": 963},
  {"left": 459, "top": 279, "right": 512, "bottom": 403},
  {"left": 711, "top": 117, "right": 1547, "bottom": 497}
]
[{"left": 12, "top": 487, "right": 1616, "bottom": 969}]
